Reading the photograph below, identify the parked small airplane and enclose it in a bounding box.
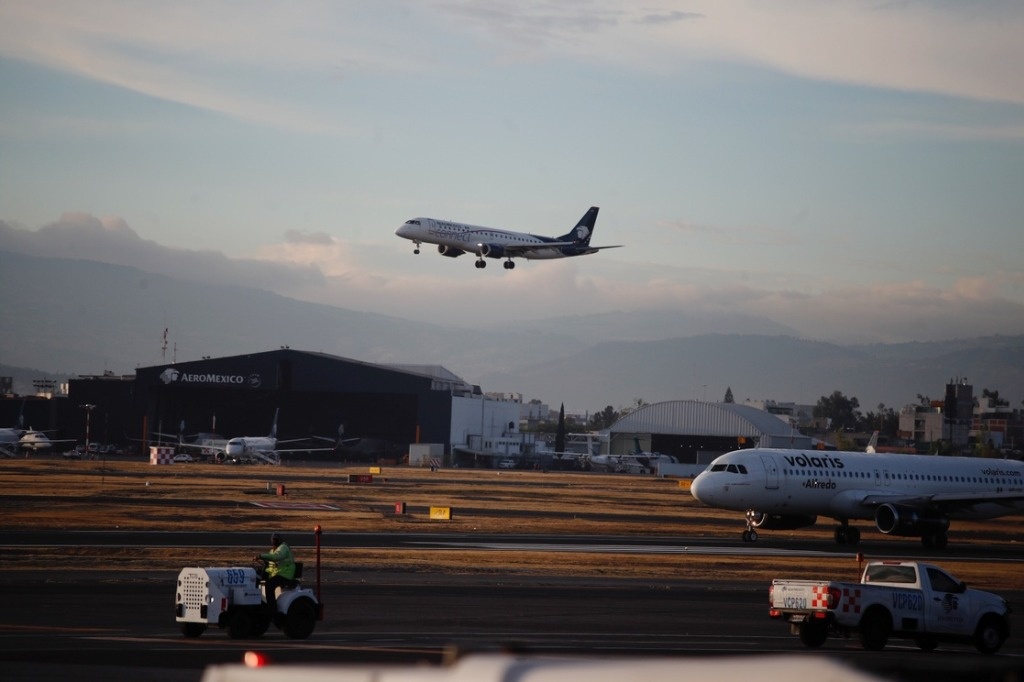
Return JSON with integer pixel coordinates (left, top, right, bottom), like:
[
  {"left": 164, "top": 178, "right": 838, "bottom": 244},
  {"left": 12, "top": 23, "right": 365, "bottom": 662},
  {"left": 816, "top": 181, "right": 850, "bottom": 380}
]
[
  {"left": 689, "top": 447, "right": 1024, "bottom": 548},
  {"left": 171, "top": 410, "right": 340, "bottom": 465},
  {"left": 587, "top": 438, "right": 679, "bottom": 474},
  {"left": 395, "top": 206, "right": 621, "bottom": 269},
  {"left": 15, "top": 426, "right": 77, "bottom": 453},
  {"left": 0, "top": 405, "right": 26, "bottom": 456}
]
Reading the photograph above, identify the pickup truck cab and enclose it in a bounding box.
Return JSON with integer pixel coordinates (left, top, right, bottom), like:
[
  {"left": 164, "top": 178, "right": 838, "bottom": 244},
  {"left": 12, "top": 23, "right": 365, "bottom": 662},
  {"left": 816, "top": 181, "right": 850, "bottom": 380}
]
[{"left": 769, "top": 560, "right": 1011, "bottom": 653}]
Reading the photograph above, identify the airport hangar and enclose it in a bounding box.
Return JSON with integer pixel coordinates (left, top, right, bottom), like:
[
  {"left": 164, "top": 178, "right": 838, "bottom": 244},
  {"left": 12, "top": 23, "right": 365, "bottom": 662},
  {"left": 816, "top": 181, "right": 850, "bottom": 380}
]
[
  {"left": 69, "top": 349, "right": 519, "bottom": 463},
  {"left": 605, "top": 400, "right": 814, "bottom": 467}
]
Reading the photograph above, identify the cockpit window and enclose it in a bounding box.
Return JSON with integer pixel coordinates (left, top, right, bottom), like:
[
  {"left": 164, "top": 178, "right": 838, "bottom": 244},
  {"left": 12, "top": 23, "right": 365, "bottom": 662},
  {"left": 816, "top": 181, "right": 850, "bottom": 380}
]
[
  {"left": 710, "top": 463, "right": 747, "bottom": 474},
  {"left": 405, "top": 219, "right": 420, "bottom": 225}
]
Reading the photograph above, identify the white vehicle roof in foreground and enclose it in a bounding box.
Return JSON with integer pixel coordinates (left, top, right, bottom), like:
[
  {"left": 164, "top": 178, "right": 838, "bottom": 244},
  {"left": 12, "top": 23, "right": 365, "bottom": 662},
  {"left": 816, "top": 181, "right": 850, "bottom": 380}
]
[{"left": 200, "top": 653, "right": 882, "bottom": 682}]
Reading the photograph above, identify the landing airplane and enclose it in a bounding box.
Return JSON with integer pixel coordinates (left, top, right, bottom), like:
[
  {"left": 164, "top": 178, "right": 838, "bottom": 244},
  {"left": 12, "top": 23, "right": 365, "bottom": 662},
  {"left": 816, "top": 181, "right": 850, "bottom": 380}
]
[
  {"left": 689, "top": 447, "right": 1024, "bottom": 549},
  {"left": 395, "top": 206, "right": 621, "bottom": 269}
]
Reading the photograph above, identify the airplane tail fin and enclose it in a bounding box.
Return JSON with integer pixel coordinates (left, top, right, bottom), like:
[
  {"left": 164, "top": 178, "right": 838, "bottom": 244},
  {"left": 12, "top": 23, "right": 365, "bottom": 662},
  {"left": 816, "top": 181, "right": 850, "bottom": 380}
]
[{"left": 558, "top": 206, "right": 599, "bottom": 245}]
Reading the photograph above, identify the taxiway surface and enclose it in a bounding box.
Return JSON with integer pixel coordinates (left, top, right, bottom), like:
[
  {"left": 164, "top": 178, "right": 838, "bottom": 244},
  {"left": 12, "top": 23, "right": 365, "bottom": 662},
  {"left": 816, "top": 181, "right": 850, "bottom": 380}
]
[{"left": 1, "top": 531, "right": 1022, "bottom": 682}]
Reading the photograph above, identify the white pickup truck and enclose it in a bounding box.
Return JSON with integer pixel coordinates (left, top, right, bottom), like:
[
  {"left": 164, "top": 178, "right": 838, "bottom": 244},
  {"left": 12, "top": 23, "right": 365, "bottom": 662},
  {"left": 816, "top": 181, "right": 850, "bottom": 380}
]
[{"left": 769, "top": 560, "right": 1011, "bottom": 653}]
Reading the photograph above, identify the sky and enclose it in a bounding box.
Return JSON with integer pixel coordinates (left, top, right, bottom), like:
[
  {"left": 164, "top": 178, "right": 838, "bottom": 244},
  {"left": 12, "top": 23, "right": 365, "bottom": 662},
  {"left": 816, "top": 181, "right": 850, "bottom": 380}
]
[{"left": 1, "top": 1, "right": 1024, "bottom": 345}]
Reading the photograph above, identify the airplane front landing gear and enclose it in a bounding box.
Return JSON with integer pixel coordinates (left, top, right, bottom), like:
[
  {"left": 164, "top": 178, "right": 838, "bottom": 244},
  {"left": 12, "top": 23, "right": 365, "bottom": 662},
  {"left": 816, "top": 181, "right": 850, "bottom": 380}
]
[
  {"left": 412, "top": 240, "right": 421, "bottom": 255},
  {"left": 742, "top": 510, "right": 759, "bottom": 543}
]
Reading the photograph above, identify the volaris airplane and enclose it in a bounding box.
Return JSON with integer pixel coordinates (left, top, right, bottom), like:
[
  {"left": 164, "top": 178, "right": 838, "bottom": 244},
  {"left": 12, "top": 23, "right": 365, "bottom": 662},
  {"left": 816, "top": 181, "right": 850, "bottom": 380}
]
[{"left": 689, "top": 447, "right": 1024, "bottom": 548}]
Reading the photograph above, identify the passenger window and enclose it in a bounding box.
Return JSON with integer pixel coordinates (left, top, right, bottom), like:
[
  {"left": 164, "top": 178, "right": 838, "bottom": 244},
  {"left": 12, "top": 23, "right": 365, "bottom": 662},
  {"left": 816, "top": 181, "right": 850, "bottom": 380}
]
[{"left": 927, "top": 568, "right": 960, "bottom": 593}]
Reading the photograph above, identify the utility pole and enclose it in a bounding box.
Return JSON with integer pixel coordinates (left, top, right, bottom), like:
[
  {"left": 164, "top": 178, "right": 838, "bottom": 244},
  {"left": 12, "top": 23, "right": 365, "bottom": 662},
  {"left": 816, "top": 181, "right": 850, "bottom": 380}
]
[{"left": 80, "top": 404, "right": 95, "bottom": 458}]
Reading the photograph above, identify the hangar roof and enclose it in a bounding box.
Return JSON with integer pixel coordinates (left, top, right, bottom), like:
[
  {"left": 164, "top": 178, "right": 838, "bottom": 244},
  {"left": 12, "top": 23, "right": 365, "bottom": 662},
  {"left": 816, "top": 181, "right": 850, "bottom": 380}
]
[{"left": 611, "top": 400, "right": 795, "bottom": 438}]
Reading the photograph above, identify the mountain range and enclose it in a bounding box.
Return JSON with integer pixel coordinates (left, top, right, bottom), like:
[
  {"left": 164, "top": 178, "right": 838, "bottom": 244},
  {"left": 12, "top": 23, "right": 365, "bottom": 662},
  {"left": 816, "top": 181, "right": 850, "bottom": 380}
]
[{"left": 2, "top": 249, "right": 1022, "bottom": 414}]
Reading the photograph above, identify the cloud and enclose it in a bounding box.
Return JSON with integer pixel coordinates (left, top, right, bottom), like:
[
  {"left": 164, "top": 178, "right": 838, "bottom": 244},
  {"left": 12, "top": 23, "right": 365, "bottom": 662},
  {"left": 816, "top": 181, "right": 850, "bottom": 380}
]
[
  {"left": 0, "top": 214, "right": 326, "bottom": 293},
  {"left": 1, "top": 0, "right": 1021, "bottom": 144},
  {"left": 0, "top": 2, "right": 421, "bottom": 134},
  {"left": 284, "top": 230, "right": 335, "bottom": 246},
  {"left": 636, "top": 11, "right": 703, "bottom": 27},
  {"left": 4, "top": 214, "right": 1024, "bottom": 345}
]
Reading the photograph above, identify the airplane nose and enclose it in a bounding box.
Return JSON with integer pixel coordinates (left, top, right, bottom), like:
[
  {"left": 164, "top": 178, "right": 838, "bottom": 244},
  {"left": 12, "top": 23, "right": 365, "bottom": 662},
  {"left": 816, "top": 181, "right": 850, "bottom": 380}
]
[{"left": 689, "top": 473, "right": 710, "bottom": 504}]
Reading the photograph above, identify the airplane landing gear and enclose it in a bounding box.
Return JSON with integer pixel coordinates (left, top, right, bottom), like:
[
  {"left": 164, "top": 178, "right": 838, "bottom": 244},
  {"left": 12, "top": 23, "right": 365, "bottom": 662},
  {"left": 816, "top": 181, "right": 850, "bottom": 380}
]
[
  {"left": 475, "top": 259, "right": 487, "bottom": 269},
  {"left": 834, "top": 522, "right": 861, "bottom": 545},
  {"left": 503, "top": 259, "right": 516, "bottom": 270},
  {"left": 412, "top": 240, "right": 421, "bottom": 255},
  {"left": 742, "top": 510, "right": 759, "bottom": 543},
  {"left": 922, "top": 530, "right": 948, "bottom": 549}
]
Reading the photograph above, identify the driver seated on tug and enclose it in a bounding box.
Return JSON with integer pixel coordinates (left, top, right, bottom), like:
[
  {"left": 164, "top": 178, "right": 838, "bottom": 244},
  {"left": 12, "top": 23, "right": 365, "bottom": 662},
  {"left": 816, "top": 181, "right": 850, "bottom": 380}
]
[{"left": 254, "top": 532, "right": 297, "bottom": 612}]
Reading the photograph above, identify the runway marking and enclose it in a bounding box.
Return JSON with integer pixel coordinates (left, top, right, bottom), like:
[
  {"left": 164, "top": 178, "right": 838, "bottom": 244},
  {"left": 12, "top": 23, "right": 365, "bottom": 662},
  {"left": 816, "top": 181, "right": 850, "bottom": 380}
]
[
  {"left": 0, "top": 623, "right": 121, "bottom": 633},
  {"left": 414, "top": 541, "right": 840, "bottom": 558},
  {"left": 250, "top": 501, "right": 340, "bottom": 510}
]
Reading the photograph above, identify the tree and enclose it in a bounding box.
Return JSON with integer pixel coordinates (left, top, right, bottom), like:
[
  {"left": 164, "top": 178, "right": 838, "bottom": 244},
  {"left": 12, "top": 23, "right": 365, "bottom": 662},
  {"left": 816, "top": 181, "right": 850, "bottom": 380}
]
[
  {"left": 813, "top": 390, "right": 862, "bottom": 432},
  {"left": 982, "top": 388, "right": 1008, "bottom": 407},
  {"left": 723, "top": 387, "right": 734, "bottom": 403},
  {"left": 554, "top": 403, "right": 566, "bottom": 454},
  {"left": 589, "top": 405, "right": 619, "bottom": 430}
]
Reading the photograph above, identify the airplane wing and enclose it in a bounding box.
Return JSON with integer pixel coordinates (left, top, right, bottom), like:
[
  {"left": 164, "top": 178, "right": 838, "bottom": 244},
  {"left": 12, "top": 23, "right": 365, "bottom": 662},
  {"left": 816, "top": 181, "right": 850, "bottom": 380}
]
[
  {"left": 274, "top": 444, "right": 346, "bottom": 453},
  {"left": 495, "top": 242, "right": 623, "bottom": 256},
  {"left": 859, "top": 489, "right": 1024, "bottom": 512},
  {"left": 175, "top": 442, "right": 227, "bottom": 454}
]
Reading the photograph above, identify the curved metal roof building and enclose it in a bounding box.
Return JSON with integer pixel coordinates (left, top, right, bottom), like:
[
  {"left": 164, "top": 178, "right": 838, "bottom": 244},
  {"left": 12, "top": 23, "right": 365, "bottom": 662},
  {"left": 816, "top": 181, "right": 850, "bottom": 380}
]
[{"left": 609, "top": 400, "right": 812, "bottom": 462}]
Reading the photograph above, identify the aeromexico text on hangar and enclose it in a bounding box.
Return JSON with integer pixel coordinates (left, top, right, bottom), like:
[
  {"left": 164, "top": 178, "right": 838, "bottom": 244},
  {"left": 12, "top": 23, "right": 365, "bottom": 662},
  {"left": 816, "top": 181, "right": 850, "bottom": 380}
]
[{"left": 159, "top": 367, "right": 263, "bottom": 388}]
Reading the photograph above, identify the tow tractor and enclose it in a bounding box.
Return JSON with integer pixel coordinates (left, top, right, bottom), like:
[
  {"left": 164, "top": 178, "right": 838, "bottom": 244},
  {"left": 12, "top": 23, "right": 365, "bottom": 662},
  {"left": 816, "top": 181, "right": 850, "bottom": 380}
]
[{"left": 174, "top": 525, "right": 323, "bottom": 639}]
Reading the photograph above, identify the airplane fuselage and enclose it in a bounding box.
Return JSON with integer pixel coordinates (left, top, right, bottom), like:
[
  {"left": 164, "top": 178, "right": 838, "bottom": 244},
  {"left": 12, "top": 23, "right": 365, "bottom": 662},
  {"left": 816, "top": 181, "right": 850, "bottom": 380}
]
[
  {"left": 225, "top": 436, "right": 276, "bottom": 458},
  {"left": 397, "top": 219, "right": 596, "bottom": 260},
  {"left": 690, "top": 448, "right": 1024, "bottom": 547},
  {"left": 19, "top": 430, "right": 54, "bottom": 450}
]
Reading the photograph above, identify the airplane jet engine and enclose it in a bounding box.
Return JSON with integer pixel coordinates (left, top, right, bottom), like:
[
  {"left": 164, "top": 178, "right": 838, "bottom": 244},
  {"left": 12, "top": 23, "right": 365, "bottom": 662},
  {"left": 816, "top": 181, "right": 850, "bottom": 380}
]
[
  {"left": 478, "top": 243, "right": 505, "bottom": 259},
  {"left": 874, "top": 503, "right": 950, "bottom": 536},
  {"left": 437, "top": 245, "right": 465, "bottom": 257}
]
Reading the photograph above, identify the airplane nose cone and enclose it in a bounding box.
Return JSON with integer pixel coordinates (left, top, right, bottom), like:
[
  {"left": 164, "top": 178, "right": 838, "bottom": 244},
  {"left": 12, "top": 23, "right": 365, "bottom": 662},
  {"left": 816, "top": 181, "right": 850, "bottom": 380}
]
[{"left": 689, "top": 473, "right": 710, "bottom": 504}]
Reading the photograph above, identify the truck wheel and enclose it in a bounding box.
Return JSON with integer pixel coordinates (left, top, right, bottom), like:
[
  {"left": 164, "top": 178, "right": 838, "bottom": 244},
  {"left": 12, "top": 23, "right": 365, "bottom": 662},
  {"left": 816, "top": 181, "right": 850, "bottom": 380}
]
[
  {"left": 250, "top": 614, "right": 271, "bottom": 637},
  {"left": 283, "top": 599, "right": 317, "bottom": 639},
  {"left": 974, "top": 614, "right": 1007, "bottom": 654},
  {"left": 798, "top": 620, "right": 828, "bottom": 648},
  {"left": 180, "top": 622, "right": 206, "bottom": 638},
  {"left": 227, "top": 610, "right": 252, "bottom": 639},
  {"left": 858, "top": 607, "right": 891, "bottom": 651}
]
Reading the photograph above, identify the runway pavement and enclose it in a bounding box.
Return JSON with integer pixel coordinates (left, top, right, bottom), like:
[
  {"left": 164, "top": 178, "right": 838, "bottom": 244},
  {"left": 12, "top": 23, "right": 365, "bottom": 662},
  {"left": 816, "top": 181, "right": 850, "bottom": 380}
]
[{"left": 1, "top": 531, "right": 1022, "bottom": 682}]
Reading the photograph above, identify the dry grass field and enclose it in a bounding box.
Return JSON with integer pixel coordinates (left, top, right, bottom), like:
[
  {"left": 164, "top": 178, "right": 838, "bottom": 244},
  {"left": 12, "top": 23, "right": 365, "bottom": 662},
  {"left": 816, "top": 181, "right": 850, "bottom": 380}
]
[{"left": 1, "top": 457, "right": 1021, "bottom": 589}]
